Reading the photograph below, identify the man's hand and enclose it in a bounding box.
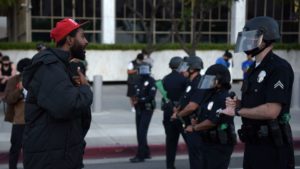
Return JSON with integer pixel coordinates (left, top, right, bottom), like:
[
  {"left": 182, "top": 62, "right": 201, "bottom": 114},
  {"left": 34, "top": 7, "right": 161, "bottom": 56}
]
[{"left": 77, "top": 67, "right": 89, "bottom": 85}]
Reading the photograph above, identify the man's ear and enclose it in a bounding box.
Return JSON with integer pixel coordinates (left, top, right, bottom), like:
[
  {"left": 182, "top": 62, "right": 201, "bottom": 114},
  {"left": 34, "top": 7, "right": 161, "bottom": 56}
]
[{"left": 66, "top": 36, "right": 74, "bottom": 46}]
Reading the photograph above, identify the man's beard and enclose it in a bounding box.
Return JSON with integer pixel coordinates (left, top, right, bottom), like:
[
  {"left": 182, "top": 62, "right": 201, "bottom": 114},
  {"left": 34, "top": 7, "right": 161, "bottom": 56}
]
[{"left": 70, "top": 40, "right": 86, "bottom": 60}]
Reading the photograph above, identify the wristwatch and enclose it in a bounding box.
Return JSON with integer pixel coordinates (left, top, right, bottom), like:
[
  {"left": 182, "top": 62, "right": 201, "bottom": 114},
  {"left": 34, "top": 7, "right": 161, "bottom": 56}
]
[{"left": 235, "top": 108, "right": 241, "bottom": 116}]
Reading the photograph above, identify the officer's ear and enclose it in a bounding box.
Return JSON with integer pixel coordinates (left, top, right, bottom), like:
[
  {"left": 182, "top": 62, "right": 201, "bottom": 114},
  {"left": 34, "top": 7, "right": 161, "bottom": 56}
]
[{"left": 215, "top": 79, "right": 221, "bottom": 88}]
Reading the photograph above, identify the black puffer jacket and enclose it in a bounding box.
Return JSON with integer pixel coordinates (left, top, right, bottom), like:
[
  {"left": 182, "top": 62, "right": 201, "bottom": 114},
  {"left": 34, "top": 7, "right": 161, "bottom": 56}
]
[{"left": 22, "top": 48, "right": 93, "bottom": 169}]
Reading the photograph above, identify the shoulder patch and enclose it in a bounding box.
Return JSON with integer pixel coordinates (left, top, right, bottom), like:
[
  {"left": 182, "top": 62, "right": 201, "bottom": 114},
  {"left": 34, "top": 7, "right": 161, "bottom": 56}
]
[{"left": 274, "top": 80, "right": 284, "bottom": 89}]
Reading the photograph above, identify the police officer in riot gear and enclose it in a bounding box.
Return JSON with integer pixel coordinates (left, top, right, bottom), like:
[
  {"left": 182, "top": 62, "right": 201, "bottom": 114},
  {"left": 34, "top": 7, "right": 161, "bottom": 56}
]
[
  {"left": 223, "top": 16, "right": 295, "bottom": 169},
  {"left": 172, "top": 56, "right": 205, "bottom": 169},
  {"left": 130, "top": 63, "right": 157, "bottom": 163},
  {"left": 162, "top": 56, "right": 188, "bottom": 169},
  {"left": 185, "top": 64, "right": 236, "bottom": 169}
]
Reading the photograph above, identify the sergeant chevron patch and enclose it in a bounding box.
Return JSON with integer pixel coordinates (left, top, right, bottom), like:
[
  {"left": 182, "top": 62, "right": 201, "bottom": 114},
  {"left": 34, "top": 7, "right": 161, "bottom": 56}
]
[{"left": 274, "top": 80, "right": 284, "bottom": 89}]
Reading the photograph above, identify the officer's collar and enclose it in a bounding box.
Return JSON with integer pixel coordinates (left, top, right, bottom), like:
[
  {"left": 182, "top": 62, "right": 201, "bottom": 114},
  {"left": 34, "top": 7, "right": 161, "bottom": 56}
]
[{"left": 254, "top": 51, "right": 273, "bottom": 69}]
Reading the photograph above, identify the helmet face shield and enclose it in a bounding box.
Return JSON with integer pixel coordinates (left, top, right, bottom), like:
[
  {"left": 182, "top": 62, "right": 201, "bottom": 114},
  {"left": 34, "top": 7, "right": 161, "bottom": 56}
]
[
  {"left": 198, "top": 75, "right": 217, "bottom": 89},
  {"left": 235, "top": 30, "right": 263, "bottom": 53},
  {"left": 176, "top": 62, "right": 189, "bottom": 73},
  {"left": 139, "top": 65, "right": 151, "bottom": 75}
]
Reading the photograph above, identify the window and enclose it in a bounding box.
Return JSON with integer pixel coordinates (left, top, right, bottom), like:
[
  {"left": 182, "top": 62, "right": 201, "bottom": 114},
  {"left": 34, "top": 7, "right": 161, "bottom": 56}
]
[
  {"left": 31, "top": 0, "right": 102, "bottom": 42},
  {"left": 247, "top": 0, "right": 300, "bottom": 43}
]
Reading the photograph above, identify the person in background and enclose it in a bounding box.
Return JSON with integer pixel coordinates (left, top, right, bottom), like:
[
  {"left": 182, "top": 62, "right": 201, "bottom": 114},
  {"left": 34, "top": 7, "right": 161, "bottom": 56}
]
[
  {"left": 162, "top": 56, "right": 188, "bottom": 169},
  {"left": 0, "top": 52, "right": 3, "bottom": 64},
  {"left": 3, "top": 58, "right": 31, "bottom": 169},
  {"left": 0, "top": 56, "right": 17, "bottom": 92},
  {"left": 127, "top": 53, "right": 144, "bottom": 113},
  {"left": 172, "top": 56, "right": 204, "bottom": 169},
  {"left": 185, "top": 64, "right": 236, "bottom": 169},
  {"left": 142, "top": 49, "right": 154, "bottom": 67},
  {"left": 130, "top": 63, "right": 157, "bottom": 163},
  {"left": 215, "top": 50, "right": 233, "bottom": 69},
  {"left": 241, "top": 54, "right": 254, "bottom": 80}
]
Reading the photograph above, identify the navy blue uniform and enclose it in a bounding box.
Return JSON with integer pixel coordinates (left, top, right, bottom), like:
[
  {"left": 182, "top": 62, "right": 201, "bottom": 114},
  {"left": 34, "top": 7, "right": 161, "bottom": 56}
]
[
  {"left": 240, "top": 51, "right": 294, "bottom": 169},
  {"left": 162, "top": 70, "right": 187, "bottom": 169},
  {"left": 178, "top": 74, "right": 204, "bottom": 169},
  {"left": 198, "top": 90, "right": 236, "bottom": 169},
  {"left": 134, "top": 75, "right": 157, "bottom": 159}
]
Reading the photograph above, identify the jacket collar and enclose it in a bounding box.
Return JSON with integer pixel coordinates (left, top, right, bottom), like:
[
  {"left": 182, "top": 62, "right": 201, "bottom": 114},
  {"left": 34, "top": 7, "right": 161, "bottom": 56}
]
[{"left": 49, "top": 48, "right": 71, "bottom": 66}]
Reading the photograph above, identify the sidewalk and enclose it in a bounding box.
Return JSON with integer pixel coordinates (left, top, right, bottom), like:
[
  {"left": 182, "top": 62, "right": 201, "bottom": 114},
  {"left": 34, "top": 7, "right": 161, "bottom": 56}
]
[{"left": 0, "top": 84, "right": 299, "bottom": 163}]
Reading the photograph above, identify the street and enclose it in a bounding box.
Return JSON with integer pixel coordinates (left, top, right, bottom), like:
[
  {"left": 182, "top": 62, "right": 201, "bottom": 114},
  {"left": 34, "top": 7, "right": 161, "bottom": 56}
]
[{"left": 84, "top": 153, "right": 300, "bottom": 169}]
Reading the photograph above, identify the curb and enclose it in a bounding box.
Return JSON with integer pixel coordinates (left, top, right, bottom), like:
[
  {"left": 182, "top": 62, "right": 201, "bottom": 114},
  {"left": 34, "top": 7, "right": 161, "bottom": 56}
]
[{"left": 0, "top": 140, "right": 299, "bottom": 164}]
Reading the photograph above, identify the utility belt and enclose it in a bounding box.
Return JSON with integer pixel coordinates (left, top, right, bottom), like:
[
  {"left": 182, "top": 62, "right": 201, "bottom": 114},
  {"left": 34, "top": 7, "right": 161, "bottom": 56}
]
[
  {"left": 142, "top": 100, "right": 156, "bottom": 111},
  {"left": 238, "top": 120, "right": 293, "bottom": 146},
  {"left": 161, "top": 98, "right": 179, "bottom": 111},
  {"left": 201, "top": 124, "right": 237, "bottom": 145}
]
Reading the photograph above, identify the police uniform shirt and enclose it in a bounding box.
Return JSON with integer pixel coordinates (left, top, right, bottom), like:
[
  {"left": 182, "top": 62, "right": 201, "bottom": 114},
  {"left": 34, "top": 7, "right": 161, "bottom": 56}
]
[
  {"left": 241, "top": 51, "right": 294, "bottom": 125},
  {"left": 198, "top": 90, "right": 234, "bottom": 128},
  {"left": 179, "top": 74, "right": 202, "bottom": 109},
  {"left": 163, "top": 70, "right": 188, "bottom": 102},
  {"left": 135, "top": 76, "right": 157, "bottom": 103}
]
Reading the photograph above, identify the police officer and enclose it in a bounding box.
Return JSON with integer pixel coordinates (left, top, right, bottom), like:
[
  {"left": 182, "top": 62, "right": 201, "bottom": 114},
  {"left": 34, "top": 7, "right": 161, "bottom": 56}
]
[
  {"left": 185, "top": 64, "right": 236, "bottom": 169},
  {"left": 223, "top": 16, "right": 295, "bottom": 169},
  {"left": 130, "top": 63, "right": 157, "bottom": 163},
  {"left": 127, "top": 53, "right": 144, "bottom": 113},
  {"left": 162, "top": 56, "right": 188, "bottom": 169},
  {"left": 172, "top": 56, "right": 204, "bottom": 169}
]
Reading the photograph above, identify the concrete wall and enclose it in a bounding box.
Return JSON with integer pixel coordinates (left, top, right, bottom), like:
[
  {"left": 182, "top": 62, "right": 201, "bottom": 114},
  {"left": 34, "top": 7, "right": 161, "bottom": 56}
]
[
  {"left": 0, "top": 49, "right": 297, "bottom": 81},
  {"left": 0, "top": 49, "right": 299, "bottom": 113}
]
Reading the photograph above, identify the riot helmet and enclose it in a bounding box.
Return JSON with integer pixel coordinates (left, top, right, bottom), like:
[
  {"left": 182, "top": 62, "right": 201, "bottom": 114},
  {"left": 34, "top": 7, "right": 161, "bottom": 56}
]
[
  {"left": 169, "top": 56, "right": 183, "bottom": 69},
  {"left": 176, "top": 56, "right": 203, "bottom": 75},
  {"left": 198, "top": 64, "right": 231, "bottom": 90},
  {"left": 176, "top": 56, "right": 189, "bottom": 73},
  {"left": 187, "top": 56, "right": 203, "bottom": 70},
  {"left": 235, "top": 16, "right": 280, "bottom": 55}
]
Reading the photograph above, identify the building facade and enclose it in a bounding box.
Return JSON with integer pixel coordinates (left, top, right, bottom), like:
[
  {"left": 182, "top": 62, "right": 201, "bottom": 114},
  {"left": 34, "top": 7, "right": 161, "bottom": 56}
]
[{"left": 5, "top": 0, "right": 300, "bottom": 44}]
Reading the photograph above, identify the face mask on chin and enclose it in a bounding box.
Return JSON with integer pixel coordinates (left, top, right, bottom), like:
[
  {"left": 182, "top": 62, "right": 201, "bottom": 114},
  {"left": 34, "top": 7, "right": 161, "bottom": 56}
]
[
  {"left": 70, "top": 39, "right": 86, "bottom": 60},
  {"left": 244, "top": 47, "right": 262, "bottom": 56},
  {"left": 244, "top": 41, "right": 270, "bottom": 57}
]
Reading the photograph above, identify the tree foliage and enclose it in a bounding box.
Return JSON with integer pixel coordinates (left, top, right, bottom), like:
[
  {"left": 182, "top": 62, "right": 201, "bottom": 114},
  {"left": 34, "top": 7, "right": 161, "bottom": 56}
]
[{"left": 169, "top": 0, "right": 233, "bottom": 56}]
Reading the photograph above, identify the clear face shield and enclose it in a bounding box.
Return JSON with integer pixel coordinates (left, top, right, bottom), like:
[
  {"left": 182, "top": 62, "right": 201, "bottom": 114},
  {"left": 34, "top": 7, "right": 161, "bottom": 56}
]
[
  {"left": 139, "top": 65, "right": 151, "bottom": 75},
  {"left": 176, "top": 62, "right": 189, "bottom": 73},
  {"left": 198, "top": 75, "right": 217, "bottom": 90},
  {"left": 234, "top": 30, "right": 263, "bottom": 53}
]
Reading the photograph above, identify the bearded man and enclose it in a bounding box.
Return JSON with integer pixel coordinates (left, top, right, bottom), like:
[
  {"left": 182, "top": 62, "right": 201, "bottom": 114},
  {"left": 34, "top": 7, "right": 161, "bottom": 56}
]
[{"left": 22, "top": 18, "right": 93, "bottom": 169}]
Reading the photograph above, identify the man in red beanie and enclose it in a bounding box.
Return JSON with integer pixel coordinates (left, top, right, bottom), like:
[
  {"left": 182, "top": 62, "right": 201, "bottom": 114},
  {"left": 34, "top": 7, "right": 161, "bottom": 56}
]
[{"left": 22, "top": 18, "right": 93, "bottom": 169}]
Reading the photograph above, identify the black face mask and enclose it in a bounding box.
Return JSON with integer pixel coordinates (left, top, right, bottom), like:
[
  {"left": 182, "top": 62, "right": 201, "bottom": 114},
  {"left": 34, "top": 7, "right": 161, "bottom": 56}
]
[
  {"left": 244, "top": 47, "right": 263, "bottom": 56},
  {"left": 244, "top": 41, "right": 271, "bottom": 57},
  {"left": 70, "top": 40, "right": 86, "bottom": 60}
]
